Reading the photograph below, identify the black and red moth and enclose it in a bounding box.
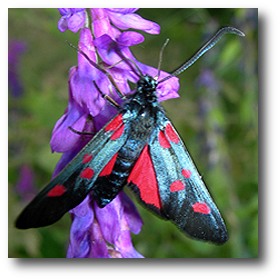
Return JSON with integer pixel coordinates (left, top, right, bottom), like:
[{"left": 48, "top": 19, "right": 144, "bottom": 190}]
[{"left": 15, "top": 27, "right": 244, "bottom": 245}]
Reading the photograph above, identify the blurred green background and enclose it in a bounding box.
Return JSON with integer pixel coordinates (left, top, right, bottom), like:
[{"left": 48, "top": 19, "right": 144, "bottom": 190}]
[{"left": 8, "top": 8, "right": 258, "bottom": 258}]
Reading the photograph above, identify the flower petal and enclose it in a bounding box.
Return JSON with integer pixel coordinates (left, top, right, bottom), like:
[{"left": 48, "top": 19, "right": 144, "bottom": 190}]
[
  {"left": 67, "top": 12, "right": 86, "bottom": 33},
  {"left": 50, "top": 111, "right": 88, "bottom": 153},
  {"left": 121, "top": 192, "right": 143, "bottom": 234},
  {"left": 114, "top": 221, "right": 144, "bottom": 258},
  {"left": 57, "top": 16, "right": 68, "bottom": 32},
  {"left": 157, "top": 76, "right": 180, "bottom": 102},
  {"left": 67, "top": 196, "right": 95, "bottom": 258},
  {"left": 94, "top": 198, "right": 122, "bottom": 245},
  {"left": 118, "top": 31, "right": 144, "bottom": 47},
  {"left": 91, "top": 8, "right": 114, "bottom": 38},
  {"left": 58, "top": 8, "right": 68, "bottom": 16},
  {"left": 89, "top": 220, "right": 110, "bottom": 258},
  {"left": 94, "top": 193, "right": 143, "bottom": 258},
  {"left": 105, "top": 8, "right": 139, "bottom": 14},
  {"left": 107, "top": 11, "right": 160, "bottom": 34}
]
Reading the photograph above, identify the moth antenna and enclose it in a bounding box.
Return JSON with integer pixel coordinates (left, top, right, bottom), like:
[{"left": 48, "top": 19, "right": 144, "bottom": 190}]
[
  {"left": 158, "top": 27, "right": 245, "bottom": 84},
  {"left": 155, "top": 38, "right": 169, "bottom": 80}
]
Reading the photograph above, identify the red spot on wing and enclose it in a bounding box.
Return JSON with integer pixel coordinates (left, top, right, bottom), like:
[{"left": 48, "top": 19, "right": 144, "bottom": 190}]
[
  {"left": 99, "top": 153, "right": 118, "bottom": 177},
  {"left": 192, "top": 202, "right": 211, "bottom": 214},
  {"left": 158, "top": 131, "right": 171, "bottom": 148},
  {"left": 170, "top": 180, "right": 185, "bottom": 192},
  {"left": 105, "top": 114, "right": 123, "bottom": 132},
  {"left": 165, "top": 123, "right": 179, "bottom": 143},
  {"left": 110, "top": 124, "right": 125, "bottom": 140},
  {"left": 82, "top": 154, "right": 93, "bottom": 164},
  {"left": 127, "top": 145, "right": 161, "bottom": 209},
  {"left": 182, "top": 169, "right": 192, "bottom": 178},
  {"left": 80, "top": 167, "right": 94, "bottom": 179},
  {"left": 47, "top": 184, "right": 67, "bottom": 197}
]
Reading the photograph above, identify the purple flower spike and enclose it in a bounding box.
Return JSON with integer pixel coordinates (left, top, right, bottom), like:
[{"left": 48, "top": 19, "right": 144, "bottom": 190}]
[
  {"left": 58, "top": 8, "right": 86, "bottom": 33},
  {"left": 15, "top": 165, "right": 37, "bottom": 202},
  {"left": 8, "top": 40, "right": 27, "bottom": 97},
  {"left": 52, "top": 8, "right": 182, "bottom": 258}
]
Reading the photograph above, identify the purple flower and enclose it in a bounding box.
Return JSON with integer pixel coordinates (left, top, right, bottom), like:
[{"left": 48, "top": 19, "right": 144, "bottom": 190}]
[
  {"left": 196, "top": 69, "right": 219, "bottom": 92},
  {"left": 15, "top": 165, "right": 37, "bottom": 202},
  {"left": 8, "top": 40, "right": 27, "bottom": 97},
  {"left": 58, "top": 8, "right": 86, "bottom": 33},
  {"left": 53, "top": 8, "right": 181, "bottom": 258}
]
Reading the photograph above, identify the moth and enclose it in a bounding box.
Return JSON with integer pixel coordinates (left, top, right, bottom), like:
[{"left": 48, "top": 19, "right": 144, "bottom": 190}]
[{"left": 16, "top": 27, "right": 244, "bottom": 245}]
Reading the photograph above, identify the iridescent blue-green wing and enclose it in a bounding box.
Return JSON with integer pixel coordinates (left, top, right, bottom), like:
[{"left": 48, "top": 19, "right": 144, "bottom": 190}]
[{"left": 149, "top": 117, "right": 228, "bottom": 244}]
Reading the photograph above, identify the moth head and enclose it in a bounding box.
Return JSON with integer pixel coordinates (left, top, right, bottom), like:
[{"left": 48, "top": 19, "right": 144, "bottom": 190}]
[{"left": 137, "top": 75, "right": 158, "bottom": 95}]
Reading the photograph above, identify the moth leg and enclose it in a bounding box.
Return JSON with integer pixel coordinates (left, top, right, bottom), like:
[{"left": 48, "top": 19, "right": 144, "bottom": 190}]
[
  {"left": 68, "top": 126, "right": 95, "bottom": 136},
  {"left": 93, "top": 81, "right": 121, "bottom": 109}
]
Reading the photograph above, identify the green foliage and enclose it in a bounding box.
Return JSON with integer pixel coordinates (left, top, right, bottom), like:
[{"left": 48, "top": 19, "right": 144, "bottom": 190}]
[{"left": 8, "top": 8, "right": 258, "bottom": 258}]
